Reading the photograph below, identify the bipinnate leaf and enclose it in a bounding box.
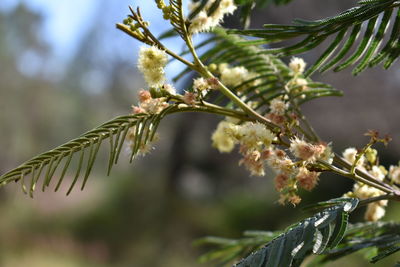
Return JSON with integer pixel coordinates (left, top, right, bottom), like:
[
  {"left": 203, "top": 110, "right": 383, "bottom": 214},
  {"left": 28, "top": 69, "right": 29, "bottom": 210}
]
[
  {"left": 229, "top": 0, "right": 400, "bottom": 75},
  {"left": 0, "top": 110, "right": 171, "bottom": 196},
  {"left": 172, "top": 28, "right": 342, "bottom": 115},
  {"left": 198, "top": 198, "right": 359, "bottom": 266}
]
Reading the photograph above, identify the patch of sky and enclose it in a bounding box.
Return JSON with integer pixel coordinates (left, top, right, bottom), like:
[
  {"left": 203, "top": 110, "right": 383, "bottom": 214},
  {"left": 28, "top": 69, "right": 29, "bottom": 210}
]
[{"left": 2, "top": 0, "right": 206, "bottom": 92}]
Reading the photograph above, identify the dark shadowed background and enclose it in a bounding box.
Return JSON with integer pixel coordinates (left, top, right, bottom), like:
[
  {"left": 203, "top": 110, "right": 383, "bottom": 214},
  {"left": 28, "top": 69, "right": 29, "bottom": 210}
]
[{"left": 0, "top": 0, "right": 399, "bottom": 266}]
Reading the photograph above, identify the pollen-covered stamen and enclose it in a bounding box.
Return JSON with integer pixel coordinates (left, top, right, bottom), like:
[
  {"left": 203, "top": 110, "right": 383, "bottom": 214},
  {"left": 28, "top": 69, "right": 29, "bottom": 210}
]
[
  {"left": 295, "top": 167, "right": 319, "bottom": 191},
  {"left": 239, "top": 150, "right": 265, "bottom": 176},
  {"left": 266, "top": 150, "right": 294, "bottom": 174},
  {"left": 274, "top": 173, "right": 289, "bottom": 192},
  {"left": 290, "top": 138, "right": 326, "bottom": 163}
]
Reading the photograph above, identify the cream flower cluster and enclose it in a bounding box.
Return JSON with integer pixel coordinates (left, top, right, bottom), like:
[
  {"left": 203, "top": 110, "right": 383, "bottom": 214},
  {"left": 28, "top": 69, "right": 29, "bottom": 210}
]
[
  {"left": 343, "top": 147, "right": 365, "bottom": 167},
  {"left": 219, "top": 63, "right": 254, "bottom": 88},
  {"left": 188, "top": 0, "right": 237, "bottom": 34},
  {"left": 342, "top": 147, "right": 394, "bottom": 221},
  {"left": 389, "top": 164, "right": 400, "bottom": 183},
  {"left": 211, "top": 121, "right": 238, "bottom": 153},
  {"left": 211, "top": 120, "right": 333, "bottom": 205},
  {"left": 211, "top": 121, "right": 275, "bottom": 176},
  {"left": 211, "top": 121, "right": 275, "bottom": 153},
  {"left": 289, "top": 57, "right": 306, "bottom": 74},
  {"left": 269, "top": 98, "right": 289, "bottom": 115},
  {"left": 137, "top": 46, "right": 168, "bottom": 87},
  {"left": 287, "top": 57, "right": 309, "bottom": 95},
  {"left": 349, "top": 181, "right": 387, "bottom": 222}
]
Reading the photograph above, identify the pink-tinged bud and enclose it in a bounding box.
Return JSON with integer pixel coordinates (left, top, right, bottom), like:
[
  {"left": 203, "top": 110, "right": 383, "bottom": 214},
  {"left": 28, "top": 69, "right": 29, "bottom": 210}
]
[
  {"left": 239, "top": 145, "right": 249, "bottom": 155},
  {"left": 138, "top": 90, "right": 152, "bottom": 103},
  {"left": 275, "top": 149, "right": 286, "bottom": 159},
  {"left": 289, "top": 195, "right": 302, "bottom": 206},
  {"left": 290, "top": 138, "right": 326, "bottom": 163},
  {"left": 183, "top": 92, "right": 198, "bottom": 106},
  {"left": 274, "top": 173, "right": 289, "bottom": 192},
  {"left": 239, "top": 150, "right": 265, "bottom": 176},
  {"left": 295, "top": 167, "right": 319, "bottom": 191},
  {"left": 132, "top": 106, "right": 146, "bottom": 114},
  {"left": 266, "top": 113, "right": 286, "bottom": 125},
  {"left": 207, "top": 77, "right": 220, "bottom": 89},
  {"left": 279, "top": 193, "right": 301, "bottom": 206},
  {"left": 261, "top": 149, "right": 272, "bottom": 160}
]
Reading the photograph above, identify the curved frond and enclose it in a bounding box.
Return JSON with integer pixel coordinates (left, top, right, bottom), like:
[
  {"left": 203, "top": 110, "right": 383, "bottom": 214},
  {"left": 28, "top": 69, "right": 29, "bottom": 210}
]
[
  {"left": 0, "top": 108, "right": 174, "bottom": 196},
  {"left": 229, "top": 0, "right": 400, "bottom": 75},
  {"left": 197, "top": 198, "right": 359, "bottom": 266},
  {"left": 0, "top": 104, "right": 248, "bottom": 196}
]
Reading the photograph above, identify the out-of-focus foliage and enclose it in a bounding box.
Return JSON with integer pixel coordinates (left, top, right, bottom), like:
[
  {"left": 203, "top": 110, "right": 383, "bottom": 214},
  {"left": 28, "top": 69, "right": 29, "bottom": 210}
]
[
  {"left": 231, "top": 0, "right": 400, "bottom": 75},
  {"left": 234, "top": 0, "right": 295, "bottom": 27},
  {"left": 189, "top": 0, "right": 295, "bottom": 28},
  {"left": 177, "top": 28, "right": 342, "bottom": 113}
]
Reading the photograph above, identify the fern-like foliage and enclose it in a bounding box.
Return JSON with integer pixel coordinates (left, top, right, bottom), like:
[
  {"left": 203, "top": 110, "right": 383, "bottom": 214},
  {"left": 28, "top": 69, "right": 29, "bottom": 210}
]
[
  {"left": 311, "top": 221, "right": 400, "bottom": 265},
  {"left": 195, "top": 231, "right": 280, "bottom": 265},
  {"left": 230, "top": 0, "right": 400, "bottom": 76},
  {"left": 198, "top": 198, "right": 359, "bottom": 266},
  {"left": 0, "top": 103, "right": 248, "bottom": 196},
  {"left": 0, "top": 113, "right": 161, "bottom": 196},
  {"left": 174, "top": 28, "right": 342, "bottom": 115},
  {"left": 0, "top": 104, "right": 193, "bottom": 196}
]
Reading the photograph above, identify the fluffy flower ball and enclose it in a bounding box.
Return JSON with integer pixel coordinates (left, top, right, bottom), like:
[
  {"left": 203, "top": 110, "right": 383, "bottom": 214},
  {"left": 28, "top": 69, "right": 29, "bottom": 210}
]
[
  {"left": 289, "top": 57, "right": 306, "bottom": 74},
  {"left": 137, "top": 46, "right": 168, "bottom": 87}
]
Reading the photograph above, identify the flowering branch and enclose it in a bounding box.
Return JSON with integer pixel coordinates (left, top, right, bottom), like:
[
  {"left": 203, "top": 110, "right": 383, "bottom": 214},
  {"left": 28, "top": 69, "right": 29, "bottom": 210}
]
[{"left": 116, "top": 7, "right": 195, "bottom": 69}]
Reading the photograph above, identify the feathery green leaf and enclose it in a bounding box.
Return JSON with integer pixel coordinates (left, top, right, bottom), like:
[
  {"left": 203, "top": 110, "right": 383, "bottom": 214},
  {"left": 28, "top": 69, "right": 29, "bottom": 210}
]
[
  {"left": 174, "top": 28, "right": 342, "bottom": 116},
  {"left": 229, "top": 1, "right": 400, "bottom": 75},
  {"left": 0, "top": 113, "right": 165, "bottom": 196}
]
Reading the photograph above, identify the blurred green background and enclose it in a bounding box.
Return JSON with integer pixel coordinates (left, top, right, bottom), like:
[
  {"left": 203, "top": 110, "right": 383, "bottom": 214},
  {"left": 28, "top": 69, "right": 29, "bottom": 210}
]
[{"left": 0, "top": 1, "right": 400, "bottom": 266}]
